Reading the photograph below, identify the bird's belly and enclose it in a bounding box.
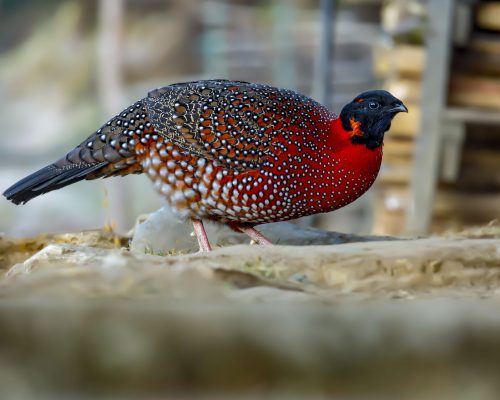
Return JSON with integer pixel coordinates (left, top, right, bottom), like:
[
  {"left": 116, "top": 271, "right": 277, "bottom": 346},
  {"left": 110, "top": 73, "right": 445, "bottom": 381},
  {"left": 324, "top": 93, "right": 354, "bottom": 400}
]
[
  {"left": 141, "top": 140, "right": 381, "bottom": 224},
  {"left": 251, "top": 155, "right": 380, "bottom": 221},
  {"left": 141, "top": 140, "right": 282, "bottom": 223}
]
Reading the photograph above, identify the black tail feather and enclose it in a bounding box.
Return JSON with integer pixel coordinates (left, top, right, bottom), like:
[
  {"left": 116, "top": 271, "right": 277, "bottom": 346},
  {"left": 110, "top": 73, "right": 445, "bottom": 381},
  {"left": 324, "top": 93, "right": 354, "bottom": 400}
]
[
  {"left": 3, "top": 163, "right": 105, "bottom": 205},
  {"left": 4, "top": 100, "right": 150, "bottom": 205}
]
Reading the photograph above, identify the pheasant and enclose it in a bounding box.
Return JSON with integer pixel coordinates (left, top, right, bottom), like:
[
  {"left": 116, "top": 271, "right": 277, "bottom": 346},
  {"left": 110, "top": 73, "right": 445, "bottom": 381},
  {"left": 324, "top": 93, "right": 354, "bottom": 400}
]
[{"left": 3, "top": 80, "right": 407, "bottom": 252}]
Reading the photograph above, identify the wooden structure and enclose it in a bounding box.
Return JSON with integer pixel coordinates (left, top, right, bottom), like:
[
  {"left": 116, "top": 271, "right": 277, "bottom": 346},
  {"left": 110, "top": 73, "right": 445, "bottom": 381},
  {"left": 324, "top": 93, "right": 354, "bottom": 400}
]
[{"left": 406, "top": 0, "right": 500, "bottom": 234}]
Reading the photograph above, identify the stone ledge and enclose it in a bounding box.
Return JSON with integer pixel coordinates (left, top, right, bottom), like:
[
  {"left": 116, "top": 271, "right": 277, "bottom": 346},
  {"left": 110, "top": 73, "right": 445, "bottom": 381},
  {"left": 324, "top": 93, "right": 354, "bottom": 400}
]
[{"left": 1, "top": 230, "right": 500, "bottom": 398}]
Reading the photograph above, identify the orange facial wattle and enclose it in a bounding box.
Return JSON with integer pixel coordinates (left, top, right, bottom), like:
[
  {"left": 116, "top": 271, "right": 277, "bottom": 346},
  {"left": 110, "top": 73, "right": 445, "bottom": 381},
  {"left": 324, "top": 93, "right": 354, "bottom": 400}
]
[{"left": 349, "top": 117, "right": 364, "bottom": 137}]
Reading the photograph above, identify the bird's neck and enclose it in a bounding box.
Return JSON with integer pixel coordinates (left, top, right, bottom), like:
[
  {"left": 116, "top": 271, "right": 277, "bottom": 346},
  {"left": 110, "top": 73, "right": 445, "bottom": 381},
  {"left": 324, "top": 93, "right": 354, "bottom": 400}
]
[
  {"left": 311, "top": 117, "right": 384, "bottom": 212},
  {"left": 328, "top": 117, "right": 383, "bottom": 167}
]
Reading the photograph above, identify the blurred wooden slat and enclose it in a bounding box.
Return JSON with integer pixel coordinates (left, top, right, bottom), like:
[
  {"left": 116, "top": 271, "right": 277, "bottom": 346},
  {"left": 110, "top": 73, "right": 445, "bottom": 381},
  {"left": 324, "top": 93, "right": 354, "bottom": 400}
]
[
  {"left": 383, "top": 139, "right": 414, "bottom": 160},
  {"left": 470, "top": 35, "right": 500, "bottom": 54},
  {"left": 453, "top": 48, "right": 500, "bottom": 75},
  {"left": 476, "top": 2, "right": 500, "bottom": 31},
  {"left": 449, "top": 74, "right": 500, "bottom": 110},
  {"left": 386, "top": 78, "right": 422, "bottom": 103},
  {"left": 379, "top": 166, "right": 412, "bottom": 185},
  {"left": 445, "top": 106, "right": 500, "bottom": 124},
  {"left": 374, "top": 44, "right": 425, "bottom": 78},
  {"left": 389, "top": 102, "right": 420, "bottom": 137},
  {"left": 463, "top": 150, "right": 500, "bottom": 168}
]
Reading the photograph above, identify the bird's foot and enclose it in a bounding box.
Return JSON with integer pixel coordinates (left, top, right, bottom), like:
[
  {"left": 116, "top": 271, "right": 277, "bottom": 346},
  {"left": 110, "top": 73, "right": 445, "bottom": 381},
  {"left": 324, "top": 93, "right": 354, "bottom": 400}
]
[
  {"left": 230, "top": 224, "right": 273, "bottom": 246},
  {"left": 191, "top": 218, "right": 212, "bottom": 252}
]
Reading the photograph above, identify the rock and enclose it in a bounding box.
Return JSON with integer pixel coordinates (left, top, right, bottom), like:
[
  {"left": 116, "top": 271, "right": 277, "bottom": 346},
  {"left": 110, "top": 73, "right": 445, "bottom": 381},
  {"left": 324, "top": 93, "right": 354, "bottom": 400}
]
[
  {"left": 2, "top": 243, "right": 299, "bottom": 299},
  {"left": 130, "top": 205, "right": 396, "bottom": 253},
  {"left": 1, "top": 296, "right": 500, "bottom": 399},
  {"left": 4, "top": 236, "right": 500, "bottom": 298},
  {"left": 1, "top": 229, "right": 500, "bottom": 398},
  {"left": 0, "top": 230, "right": 127, "bottom": 271},
  {"left": 448, "top": 219, "right": 500, "bottom": 239}
]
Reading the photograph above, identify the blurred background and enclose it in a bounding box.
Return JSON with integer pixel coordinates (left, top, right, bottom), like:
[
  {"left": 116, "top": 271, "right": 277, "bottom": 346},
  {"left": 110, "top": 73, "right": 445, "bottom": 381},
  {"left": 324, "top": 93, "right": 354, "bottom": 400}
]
[{"left": 1, "top": 0, "right": 499, "bottom": 238}]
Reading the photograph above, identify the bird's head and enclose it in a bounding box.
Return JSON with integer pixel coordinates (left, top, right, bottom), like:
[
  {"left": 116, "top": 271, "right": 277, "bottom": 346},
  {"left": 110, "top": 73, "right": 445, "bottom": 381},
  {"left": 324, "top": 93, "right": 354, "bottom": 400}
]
[{"left": 339, "top": 90, "right": 408, "bottom": 150}]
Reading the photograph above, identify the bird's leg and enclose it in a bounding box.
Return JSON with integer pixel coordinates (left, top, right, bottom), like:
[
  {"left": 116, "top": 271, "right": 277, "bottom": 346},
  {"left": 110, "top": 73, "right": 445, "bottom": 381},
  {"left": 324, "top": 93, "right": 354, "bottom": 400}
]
[
  {"left": 230, "top": 224, "right": 273, "bottom": 246},
  {"left": 191, "top": 218, "right": 212, "bottom": 252}
]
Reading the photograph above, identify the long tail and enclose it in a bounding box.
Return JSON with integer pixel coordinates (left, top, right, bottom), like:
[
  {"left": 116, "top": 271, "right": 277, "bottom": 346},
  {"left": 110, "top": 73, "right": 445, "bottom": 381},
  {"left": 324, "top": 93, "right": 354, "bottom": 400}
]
[{"left": 3, "top": 100, "right": 150, "bottom": 205}]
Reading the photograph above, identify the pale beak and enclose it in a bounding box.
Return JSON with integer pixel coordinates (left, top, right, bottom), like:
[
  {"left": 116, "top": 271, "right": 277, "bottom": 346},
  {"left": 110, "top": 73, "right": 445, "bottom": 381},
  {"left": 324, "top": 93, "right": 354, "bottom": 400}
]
[{"left": 389, "top": 103, "right": 408, "bottom": 113}]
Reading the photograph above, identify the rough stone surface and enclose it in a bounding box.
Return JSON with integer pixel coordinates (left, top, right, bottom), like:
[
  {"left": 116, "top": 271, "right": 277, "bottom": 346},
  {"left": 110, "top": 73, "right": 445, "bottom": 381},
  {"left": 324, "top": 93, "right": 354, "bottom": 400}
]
[
  {"left": 0, "top": 230, "right": 126, "bottom": 272},
  {"left": 0, "top": 222, "right": 500, "bottom": 399}
]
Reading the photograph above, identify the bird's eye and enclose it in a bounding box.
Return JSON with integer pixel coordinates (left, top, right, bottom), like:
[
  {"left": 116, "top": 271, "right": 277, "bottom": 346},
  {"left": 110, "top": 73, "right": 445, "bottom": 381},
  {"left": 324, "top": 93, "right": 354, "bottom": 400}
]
[{"left": 368, "top": 101, "right": 379, "bottom": 109}]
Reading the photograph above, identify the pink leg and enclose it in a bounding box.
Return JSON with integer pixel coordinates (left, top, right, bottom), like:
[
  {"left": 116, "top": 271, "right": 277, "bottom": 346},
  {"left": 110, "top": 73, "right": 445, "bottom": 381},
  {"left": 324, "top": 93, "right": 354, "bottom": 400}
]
[
  {"left": 237, "top": 226, "right": 273, "bottom": 246},
  {"left": 191, "top": 219, "right": 212, "bottom": 252}
]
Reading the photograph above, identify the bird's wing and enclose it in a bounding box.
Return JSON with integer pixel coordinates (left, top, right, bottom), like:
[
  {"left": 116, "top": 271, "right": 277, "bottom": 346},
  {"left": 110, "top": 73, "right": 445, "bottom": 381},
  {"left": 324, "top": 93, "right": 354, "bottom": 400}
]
[{"left": 144, "top": 80, "right": 330, "bottom": 170}]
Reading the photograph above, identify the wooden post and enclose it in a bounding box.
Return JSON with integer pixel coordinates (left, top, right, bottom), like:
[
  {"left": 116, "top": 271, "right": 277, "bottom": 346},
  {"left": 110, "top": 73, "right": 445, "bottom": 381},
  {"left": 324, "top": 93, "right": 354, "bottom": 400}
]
[
  {"left": 313, "top": 0, "right": 335, "bottom": 109},
  {"left": 272, "top": 0, "right": 298, "bottom": 90},
  {"left": 96, "top": 0, "right": 129, "bottom": 232},
  {"left": 201, "top": 0, "right": 228, "bottom": 78},
  {"left": 405, "top": 0, "right": 454, "bottom": 234},
  {"left": 440, "top": 121, "right": 466, "bottom": 182}
]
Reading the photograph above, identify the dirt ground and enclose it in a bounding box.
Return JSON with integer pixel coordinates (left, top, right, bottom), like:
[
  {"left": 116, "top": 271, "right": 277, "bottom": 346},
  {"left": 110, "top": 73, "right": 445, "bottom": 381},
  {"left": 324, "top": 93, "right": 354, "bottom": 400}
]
[{"left": 0, "top": 222, "right": 499, "bottom": 399}]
